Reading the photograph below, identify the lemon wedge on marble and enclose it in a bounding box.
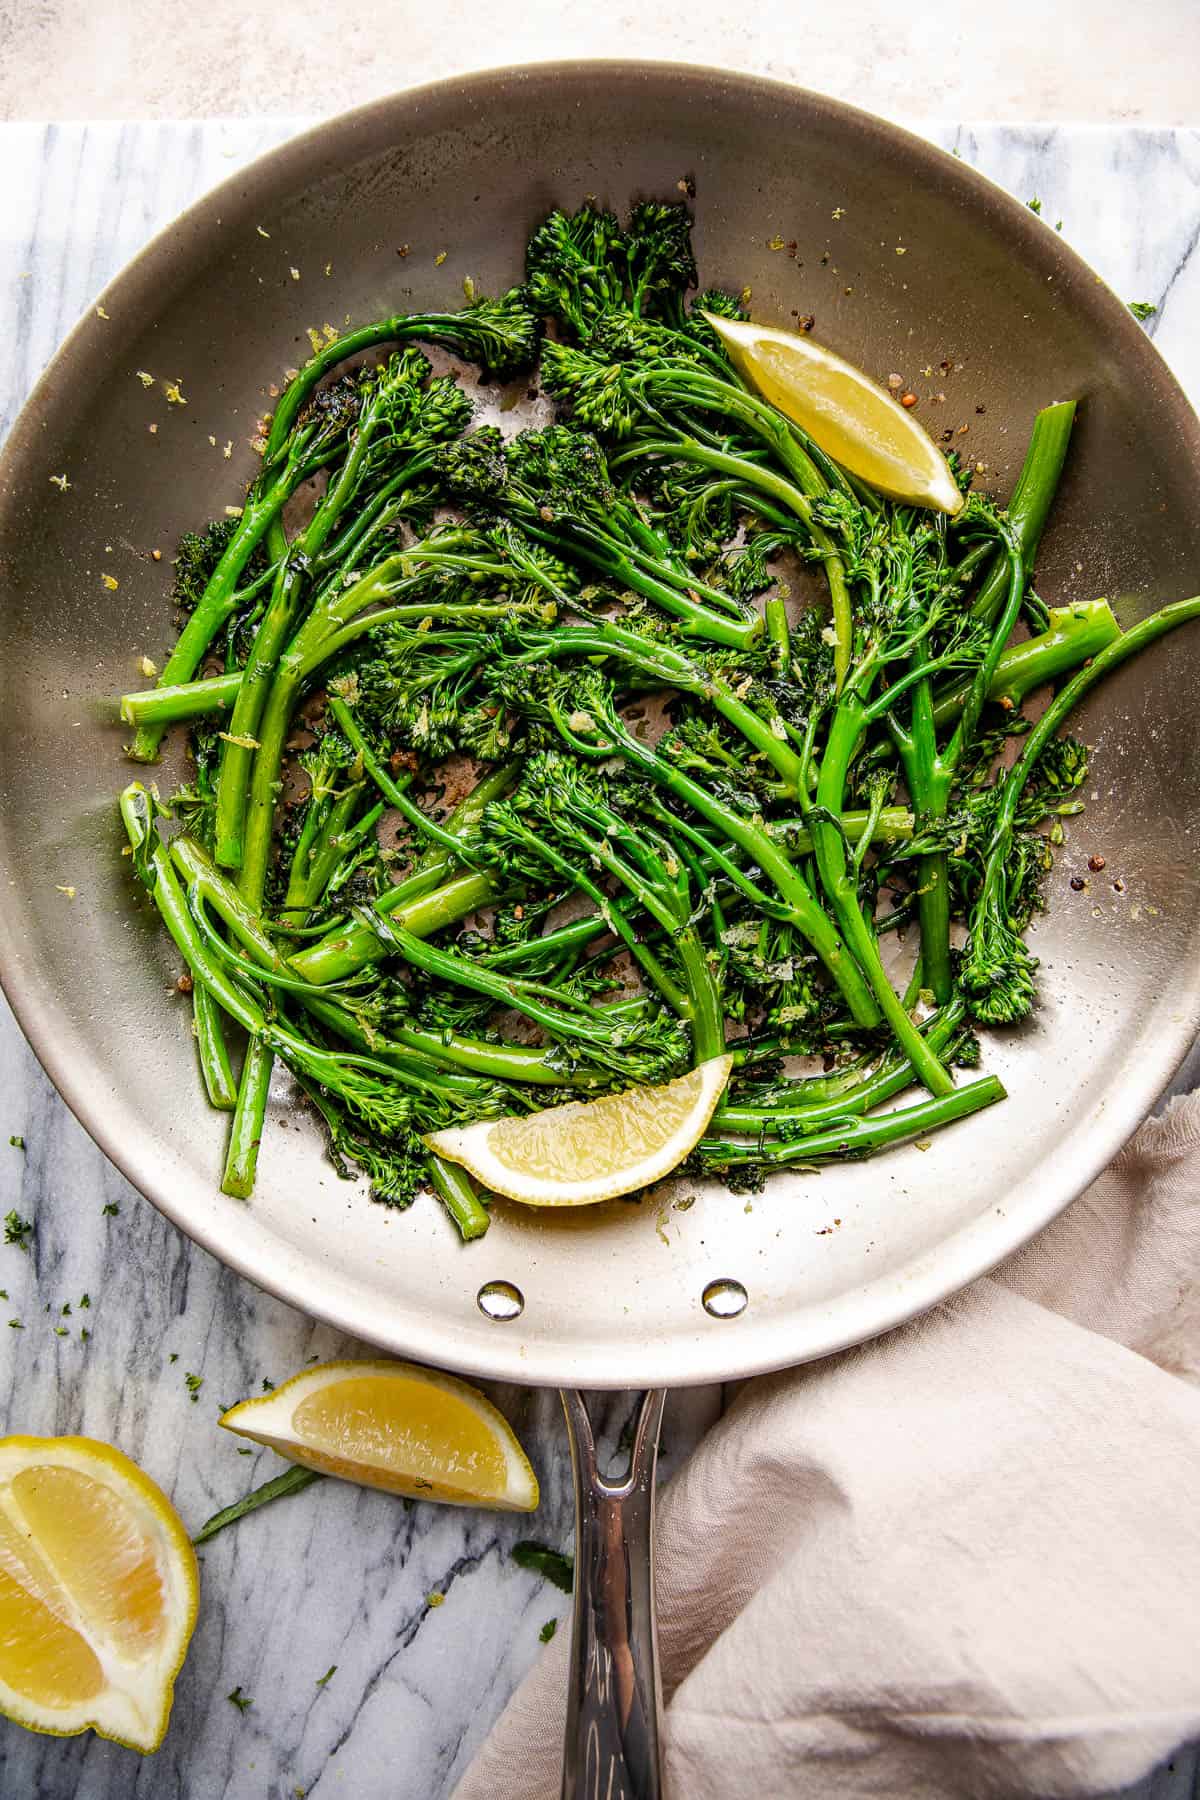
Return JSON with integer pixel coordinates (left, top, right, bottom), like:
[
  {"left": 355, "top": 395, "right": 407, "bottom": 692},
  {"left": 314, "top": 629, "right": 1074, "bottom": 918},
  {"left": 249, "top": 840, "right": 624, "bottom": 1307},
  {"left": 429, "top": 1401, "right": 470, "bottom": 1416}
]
[
  {"left": 424, "top": 1053, "right": 732, "bottom": 1207},
  {"left": 0, "top": 1435, "right": 198, "bottom": 1753},
  {"left": 703, "top": 311, "right": 963, "bottom": 515},
  {"left": 220, "top": 1361, "right": 538, "bottom": 1512}
]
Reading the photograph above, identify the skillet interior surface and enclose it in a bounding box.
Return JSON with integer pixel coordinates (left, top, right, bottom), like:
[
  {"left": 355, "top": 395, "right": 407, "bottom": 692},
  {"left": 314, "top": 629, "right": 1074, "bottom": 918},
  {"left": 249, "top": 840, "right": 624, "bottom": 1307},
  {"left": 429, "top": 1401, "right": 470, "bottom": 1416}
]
[{"left": 1, "top": 63, "right": 1199, "bottom": 1389}]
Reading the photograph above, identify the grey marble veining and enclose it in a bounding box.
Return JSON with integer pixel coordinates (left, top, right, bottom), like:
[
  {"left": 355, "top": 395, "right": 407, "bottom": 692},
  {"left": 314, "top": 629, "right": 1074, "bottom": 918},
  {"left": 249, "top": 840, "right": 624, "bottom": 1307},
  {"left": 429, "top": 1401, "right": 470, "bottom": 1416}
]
[{"left": 0, "top": 121, "right": 1198, "bottom": 1800}]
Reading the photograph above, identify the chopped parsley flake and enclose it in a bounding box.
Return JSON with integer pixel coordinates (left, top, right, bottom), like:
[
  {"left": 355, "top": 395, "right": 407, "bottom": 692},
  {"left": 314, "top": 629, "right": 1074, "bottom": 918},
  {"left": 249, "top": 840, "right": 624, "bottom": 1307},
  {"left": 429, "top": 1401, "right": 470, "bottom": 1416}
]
[
  {"left": 4, "top": 1212, "right": 33, "bottom": 1252},
  {"left": 185, "top": 1372, "right": 204, "bottom": 1402},
  {"left": 102, "top": 1202, "right": 120, "bottom": 1217},
  {"left": 1129, "top": 301, "right": 1157, "bottom": 322},
  {"left": 227, "top": 1686, "right": 253, "bottom": 1712},
  {"left": 512, "top": 1541, "right": 574, "bottom": 1593},
  {"left": 315, "top": 1665, "right": 337, "bottom": 1688},
  {"left": 9, "top": 1136, "right": 24, "bottom": 1150},
  {"left": 539, "top": 1618, "right": 558, "bottom": 1643}
]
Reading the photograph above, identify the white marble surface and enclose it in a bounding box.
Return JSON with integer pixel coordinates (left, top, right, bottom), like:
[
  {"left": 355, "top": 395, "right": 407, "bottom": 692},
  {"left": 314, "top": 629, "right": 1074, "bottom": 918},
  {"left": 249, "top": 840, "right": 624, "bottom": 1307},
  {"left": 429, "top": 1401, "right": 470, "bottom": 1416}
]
[
  {"left": 0, "top": 1, "right": 1197, "bottom": 125},
  {"left": 0, "top": 119, "right": 1199, "bottom": 1800}
]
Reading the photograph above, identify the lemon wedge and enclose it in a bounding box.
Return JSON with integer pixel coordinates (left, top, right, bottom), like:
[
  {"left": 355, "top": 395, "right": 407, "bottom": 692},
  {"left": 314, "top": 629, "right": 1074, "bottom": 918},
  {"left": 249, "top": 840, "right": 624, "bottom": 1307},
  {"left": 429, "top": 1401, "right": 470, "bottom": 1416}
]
[
  {"left": 425, "top": 1053, "right": 732, "bottom": 1206},
  {"left": 220, "top": 1360, "right": 538, "bottom": 1512},
  {"left": 703, "top": 311, "right": 963, "bottom": 515},
  {"left": 0, "top": 1435, "right": 198, "bottom": 1753}
]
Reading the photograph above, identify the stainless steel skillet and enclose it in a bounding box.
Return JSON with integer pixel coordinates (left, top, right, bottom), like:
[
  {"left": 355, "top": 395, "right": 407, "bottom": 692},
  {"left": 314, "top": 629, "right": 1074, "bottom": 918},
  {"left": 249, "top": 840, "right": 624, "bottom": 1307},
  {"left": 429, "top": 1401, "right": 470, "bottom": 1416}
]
[{"left": 2, "top": 65, "right": 1200, "bottom": 1799}]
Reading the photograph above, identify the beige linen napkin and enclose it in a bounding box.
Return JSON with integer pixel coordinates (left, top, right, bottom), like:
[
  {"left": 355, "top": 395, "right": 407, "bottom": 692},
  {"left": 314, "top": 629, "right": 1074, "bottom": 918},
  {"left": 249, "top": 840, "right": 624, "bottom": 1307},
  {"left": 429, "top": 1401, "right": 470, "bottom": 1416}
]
[{"left": 456, "top": 1092, "right": 1200, "bottom": 1800}]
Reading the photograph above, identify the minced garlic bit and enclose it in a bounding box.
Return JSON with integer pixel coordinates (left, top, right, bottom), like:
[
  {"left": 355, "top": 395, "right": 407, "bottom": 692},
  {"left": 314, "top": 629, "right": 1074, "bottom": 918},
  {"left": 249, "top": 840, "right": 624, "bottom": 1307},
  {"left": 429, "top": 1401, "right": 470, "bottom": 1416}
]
[
  {"left": 148, "top": 423, "right": 158, "bottom": 434},
  {"left": 895, "top": 245, "right": 908, "bottom": 256},
  {"left": 96, "top": 306, "right": 110, "bottom": 319},
  {"left": 217, "top": 731, "right": 261, "bottom": 750},
  {"left": 136, "top": 371, "right": 155, "bottom": 388},
  {"left": 101, "top": 574, "right": 119, "bottom": 591},
  {"left": 462, "top": 275, "right": 476, "bottom": 302},
  {"left": 151, "top": 549, "right": 163, "bottom": 561},
  {"left": 290, "top": 267, "right": 300, "bottom": 281},
  {"left": 208, "top": 435, "right": 217, "bottom": 447},
  {"left": 767, "top": 235, "right": 785, "bottom": 251},
  {"left": 256, "top": 225, "right": 271, "bottom": 239},
  {"left": 739, "top": 286, "right": 752, "bottom": 306},
  {"left": 306, "top": 328, "right": 322, "bottom": 355},
  {"left": 434, "top": 251, "right": 448, "bottom": 266},
  {"left": 324, "top": 261, "right": 332, "bottom": 277},
  {"left": 223, "top": 440, "right": 233, "bottom": 459},
  {"left": 56, "top": 885, "right": 76, "bottom": 899},
  {"left": 164, "top": 380, "right": 187, "bottom": 406},
  {"left": 224, "top": 505, "right": 244, "bottom": 518},
  {"left": 831, "top": 207, "right": 845, "bottom": 221},
  {"left": 49, "top": 473, "right": 70, "bottom": 492},
  {"left": 139, "top": 655, "right": 158, "bottom": 678}
]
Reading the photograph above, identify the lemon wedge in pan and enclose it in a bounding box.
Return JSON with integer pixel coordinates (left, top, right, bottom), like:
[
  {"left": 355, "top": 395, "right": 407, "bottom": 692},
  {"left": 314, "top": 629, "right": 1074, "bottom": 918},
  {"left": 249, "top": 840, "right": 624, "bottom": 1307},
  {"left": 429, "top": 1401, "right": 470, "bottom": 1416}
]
[
  {"left": 703, "top": 310, "right": 964, "bottom": 515},
  {"left": 425, "top": 1054, "right": 733, "bottom": 1207}
]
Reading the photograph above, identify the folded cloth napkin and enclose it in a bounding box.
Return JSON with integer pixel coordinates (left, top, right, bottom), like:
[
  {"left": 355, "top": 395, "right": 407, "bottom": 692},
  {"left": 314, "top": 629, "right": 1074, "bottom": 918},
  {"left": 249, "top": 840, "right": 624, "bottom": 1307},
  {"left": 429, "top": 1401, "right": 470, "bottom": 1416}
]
[{"left": 455, "top": 1092, "right": 1200, "bottom": 1800}]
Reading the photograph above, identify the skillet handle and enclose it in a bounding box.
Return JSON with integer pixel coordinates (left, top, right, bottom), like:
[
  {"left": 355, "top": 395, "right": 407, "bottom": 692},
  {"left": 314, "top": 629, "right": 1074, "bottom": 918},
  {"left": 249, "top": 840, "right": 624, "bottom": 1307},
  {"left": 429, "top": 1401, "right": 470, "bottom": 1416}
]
[{"left": 559, "top": 1388, "right": 667, "bottom": 1800}]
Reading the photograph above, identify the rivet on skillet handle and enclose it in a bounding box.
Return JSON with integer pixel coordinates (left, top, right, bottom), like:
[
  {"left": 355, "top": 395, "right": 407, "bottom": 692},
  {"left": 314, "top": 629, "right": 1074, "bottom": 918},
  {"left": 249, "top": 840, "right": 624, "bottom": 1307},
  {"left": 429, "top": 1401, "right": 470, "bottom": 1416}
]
[{"left": 560, "top": 1388, "right": 667, "bottom": 1800}]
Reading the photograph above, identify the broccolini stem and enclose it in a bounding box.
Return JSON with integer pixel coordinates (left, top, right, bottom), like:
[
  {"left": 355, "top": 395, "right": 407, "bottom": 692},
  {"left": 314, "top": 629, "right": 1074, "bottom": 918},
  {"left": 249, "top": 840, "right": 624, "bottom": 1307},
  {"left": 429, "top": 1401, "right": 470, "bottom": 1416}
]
[
  {"left": 121, "top": 670, "right": 241, "bottom": 729},
  {"left": 614, "top": 434, "right": 851, "bottom": 687},
  {"left": 387, "top": 1023, "right": 600, "bottom": 1089},
  {"left": 765, "top": 595, "right": 791, "bottom": 671},
  {"left": 929, "top": 600, "right": 1120, "bottom": 728},
  {"left": 714, "top": 1002, "right": 963, "bottom": 1134},
  {"left": 289, "top": 869, "right": 500, "bottom": 985},
  {"left": 127, "top": 438, "right": 332, "bottom": 762},
  {"left": 235, "top": 558, "right": 414, "bottom": 907},
  {"left": 222, "top": 1036, "right": 273, "bottom": 1199},
  {"left": 767, "top": 806, "right": 915, "bottom": 856},
  {"left": 983, "top": 595, "right": 1200, "bottom": 882},
  {"left": 566, "top": 705, "right": 881, "bottom": 1027},
  {"left": 627, "top": 366, "right": 853, "bottom": 685},
  {"left": 214, "top": 425, "right": 429, "bottom": 868},
  {"left": 970, "top": 400, "right": 1076, "bottom": 625},
  {"left": 699, "top": 1074, "right": 1005, "bottom": 1167},
  {"left": 512, "top": 622, "right": 806, "bottom": 793},
  {"left": 282, "top": 792, "right": 382, "bottom": 921},
  {"left": 427, "top": 1156, "right": 490, "bottom": 1241},
  {"left": 811, "top": 696, "right": 955, "bottom": 1096},
  {"left": 524, "top": 518, "right": 761, "bottom": 648},
  {"left": 193, "top": 983, "right": 237, "bottom": 1110},
  {"left": 412, "top": 761, "right": 520, "bottom": 877},
  {"left": 169, "top": 838, "right": 512, "bottom": 1095},
  {"left": 326, "top": 697, "right": 487, "bottom": 866}
]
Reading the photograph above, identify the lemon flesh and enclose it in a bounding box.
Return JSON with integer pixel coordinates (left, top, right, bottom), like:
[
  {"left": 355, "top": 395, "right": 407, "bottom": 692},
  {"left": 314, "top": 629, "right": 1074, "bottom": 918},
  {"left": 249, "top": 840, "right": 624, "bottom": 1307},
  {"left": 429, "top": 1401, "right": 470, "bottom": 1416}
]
[
  {"left": 220, "top": 1360, "right": 538, "bottom": 1512},
  {"left": 425, "top": 1053, "right": 732, "bottom": 1206},
  {"left": 0, "top": 1437, "right": 198, "bottom": 1752},
  {"left": 703, "top": 312, "right": 963, "bottom": 515}
]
